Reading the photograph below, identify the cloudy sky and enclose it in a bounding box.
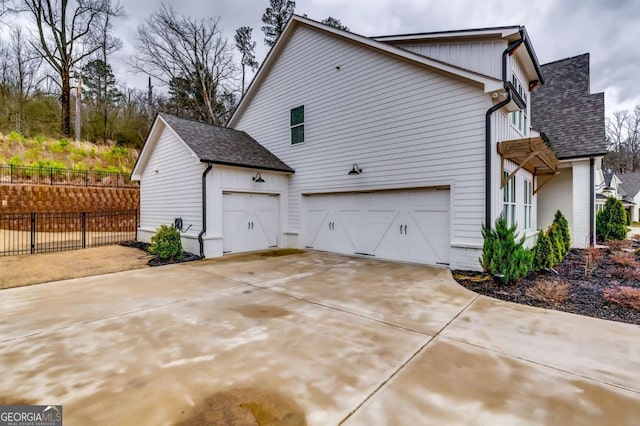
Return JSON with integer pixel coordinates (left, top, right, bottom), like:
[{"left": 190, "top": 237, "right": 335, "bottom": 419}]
[{"left": 110, "top": 0, "right": 640, "bottom": 116}]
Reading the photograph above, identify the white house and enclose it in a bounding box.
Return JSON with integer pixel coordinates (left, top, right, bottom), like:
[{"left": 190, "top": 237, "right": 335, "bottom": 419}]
[{"left": 132, "top": 16, "right": 606, "bottom": 271}]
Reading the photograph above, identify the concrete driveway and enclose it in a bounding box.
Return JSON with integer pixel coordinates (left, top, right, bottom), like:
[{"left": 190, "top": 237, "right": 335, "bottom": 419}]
[{"left": 1, "top": 251, "right": 639, "bottom": 425}]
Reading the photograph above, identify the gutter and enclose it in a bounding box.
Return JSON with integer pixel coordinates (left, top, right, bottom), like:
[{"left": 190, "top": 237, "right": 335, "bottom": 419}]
[
  {"left": 198, "top": 163, "right": 213, "bottom": 258},
  {"left": 590, "top": 157, "right": 595, "bottom": 246},
  {"left": 484, "top": 28, "right": 526, "bottom": 228}
]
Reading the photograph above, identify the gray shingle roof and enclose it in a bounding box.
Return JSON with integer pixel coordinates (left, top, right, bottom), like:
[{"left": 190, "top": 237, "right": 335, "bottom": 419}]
[
  {"left": 530, "top": 53, "right": 606, "bottom": 159},
  {"left": 619, "top": 172, "right": 640, "bottom": 199},
  {"left": 159, "top": 113, "right": 294, "bottom": 173}
]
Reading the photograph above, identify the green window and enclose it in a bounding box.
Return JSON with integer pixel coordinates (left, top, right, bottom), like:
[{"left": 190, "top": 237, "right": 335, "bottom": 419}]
[{"left": 290, "top": 105, "right": 304, "bottom": 145}]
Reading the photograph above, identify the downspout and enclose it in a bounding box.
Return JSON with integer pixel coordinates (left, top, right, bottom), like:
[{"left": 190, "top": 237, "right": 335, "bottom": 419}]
[
  {"left": 484, "top": 28, "right": 526, "bottom": 228},
  {"left": 590, "top": 157, "right": 595, "bottom": 246},
  {"left": 198, "top": 163, "right": 213, "bottom": 258}
]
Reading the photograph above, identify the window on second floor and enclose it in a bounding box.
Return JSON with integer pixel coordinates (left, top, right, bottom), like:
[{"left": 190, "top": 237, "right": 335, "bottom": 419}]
[
  {"left": 510, "top": 75, "right": 528, "bottom": 135},
  {"left": 503, "top": 170, "right": 516, "bottom": 228},
  {"left": 290, "top": 105, "right": 304, "bottom": 145}
]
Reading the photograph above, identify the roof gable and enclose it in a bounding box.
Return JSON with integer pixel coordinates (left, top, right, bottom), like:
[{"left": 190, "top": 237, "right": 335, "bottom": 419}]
[
  {"left": 619, "top": 172, "right": 640, "bottom": 198},
  {"left": 228, "top": 15, "right": 502, "bottom": 127},
  {"left": 132, "top": 114, "right": 293, "bottom": 179},
  {"left": 530, "top": 54, "right": 606, "bottom": 159}
]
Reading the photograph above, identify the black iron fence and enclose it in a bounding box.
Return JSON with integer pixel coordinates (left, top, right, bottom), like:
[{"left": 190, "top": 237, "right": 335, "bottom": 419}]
[
  {"left": 0, "top": 164, "right": 138, "bottom": 188},
  {"left": 0, "top": 210, "right": 138, "bottom": 256}
]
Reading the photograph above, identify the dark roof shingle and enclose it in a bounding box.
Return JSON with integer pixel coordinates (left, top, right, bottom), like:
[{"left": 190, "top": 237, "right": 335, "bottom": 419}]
[
  {"left": 530, "top": 53, "right": 606, "bottom": 159},
  {"left": 159, "top": 113, "right": 294, "bottom": 173},
  {"left": 619, "top": 172, "right": 640, "bottom": 199}
]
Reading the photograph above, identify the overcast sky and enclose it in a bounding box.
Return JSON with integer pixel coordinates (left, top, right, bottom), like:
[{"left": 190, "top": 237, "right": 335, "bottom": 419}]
[{"left": 110, "top": 0, "right": 640, "bottom": 116}]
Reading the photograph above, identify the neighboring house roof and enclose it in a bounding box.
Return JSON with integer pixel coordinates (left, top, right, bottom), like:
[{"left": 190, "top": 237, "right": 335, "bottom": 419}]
[
  {"left": 131, "top": 114, "right": 294, "bottom": 179},
  {"left": 530, "top": 53, "right": 606, "bottom": 160},
  {"left": 619, "top": 172, "right": 640, "bottom": 199},
  {"left": 229, "top": 15, "right": 504, "bottom": 127}
]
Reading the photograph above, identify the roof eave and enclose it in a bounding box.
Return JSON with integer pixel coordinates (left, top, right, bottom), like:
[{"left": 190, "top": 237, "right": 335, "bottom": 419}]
[{"left": 201, "top": 159, "right": 294, "bottom": 174}]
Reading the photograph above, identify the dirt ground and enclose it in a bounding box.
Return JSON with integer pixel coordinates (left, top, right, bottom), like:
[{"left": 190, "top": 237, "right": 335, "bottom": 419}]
[{"left": 0, "top": 245, "right": 149, "bottom": 289}]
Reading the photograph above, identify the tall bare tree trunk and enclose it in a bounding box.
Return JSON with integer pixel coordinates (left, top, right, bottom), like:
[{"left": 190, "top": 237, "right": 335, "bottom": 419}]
[
  {"left": 62, "top": 73, "right": 71, "bottom": 136},
  {"left": 75, "top": 74, "right": 82, "bottom": 141}
]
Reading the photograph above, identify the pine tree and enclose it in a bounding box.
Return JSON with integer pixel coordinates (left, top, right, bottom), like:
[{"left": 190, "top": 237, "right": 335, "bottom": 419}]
[
  {"left": 480, "top": 216, "right": 532, "bottom": 284},
  {"left": 596, "top": 197, "right": 628, "bottom": 241},
  {"left": 547, "top": 223, "right": 565, "bottom": 264},
  {"left": 261, "top": 0, "right": 296, "bottom": 47},
  {"left": 322, "top": 17, "right": 348, "bottom": 30},
  {"left": 553, "top": 210, "right": 571, "bottom": 253},
  {"left": 235, "top": 26, "right": 259, "bottom": 95},
  {"left": 532, "top": 230, "right": 553, "bottom": 271}
]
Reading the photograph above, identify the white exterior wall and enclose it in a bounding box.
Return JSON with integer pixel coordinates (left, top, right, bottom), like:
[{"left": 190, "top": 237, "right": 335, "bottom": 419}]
[
  {"left": 395, "top": 40, "right": 506, "bottom": 79},
  {"left": 203, "top": 166, "right": 290, "bottom": 258},
  {"left": 233, "top": 26, "right": 491, "bottom": 270},
  {"left": 537, "top": 166, "right": 573, "bottom": 240},
  {"left": 572, "top": 160, "right": 592, "bottom": 248},
  {"left": 138, "top": 123, "right": 205, "bottom": 251}
]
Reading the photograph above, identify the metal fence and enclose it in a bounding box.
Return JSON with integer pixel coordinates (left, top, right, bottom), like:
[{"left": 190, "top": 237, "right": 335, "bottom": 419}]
[
  {"left": 0, "top": 210, "right": 138, "bottom": 256},
  {"left": 0, "top": 164, "right": 138, "bottom": 188}
]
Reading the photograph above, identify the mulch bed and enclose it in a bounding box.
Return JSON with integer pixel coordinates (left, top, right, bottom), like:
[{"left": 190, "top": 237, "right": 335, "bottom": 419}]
[
  {"left": 119, "top": 240, "right": 201, "bottom": 267},
  {"left": 454, "top": 246, "right": 640, "bottom": 326}
]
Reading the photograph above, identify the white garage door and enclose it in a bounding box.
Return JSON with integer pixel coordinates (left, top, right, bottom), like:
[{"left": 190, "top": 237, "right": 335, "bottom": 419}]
[
  {"left": 304, "top": 189, "right": 450, "bottom": 265},
  {"left": 223, "top": 192, "right": 279, "bottom": 254}
]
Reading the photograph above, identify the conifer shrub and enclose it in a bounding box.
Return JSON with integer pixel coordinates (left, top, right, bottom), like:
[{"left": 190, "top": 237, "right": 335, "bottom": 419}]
[
  {"left": 480, "top": 216, "right": 532, "bottom": 285},
  {"left": 532, "top": 230, "right": 554, "bottom": 271},
  {"left": 149, "top": 225, "right": 183, "bottom": 260},
  {"left": 547, "top": 223, "right": 565, "bottom": 264},
  {"left": 553, "top": 210, "right": 571, "bottom": 253},
  {"left": 596, "top": 197, "right": 627, "bottom": 241}
]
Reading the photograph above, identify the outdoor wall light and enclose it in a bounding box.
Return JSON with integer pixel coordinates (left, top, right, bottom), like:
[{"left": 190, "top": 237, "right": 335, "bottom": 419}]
[
  {"left": 252, "top": 172, "right": 265, "bottom": 183},
  {"left": 348, "top": 164, "right": 363, "bottom": 175}
]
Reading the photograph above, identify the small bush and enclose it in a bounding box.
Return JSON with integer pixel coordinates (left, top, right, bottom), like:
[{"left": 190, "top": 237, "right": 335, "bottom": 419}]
[
  {"left": 149, "top": 225, "right": 183, "bottom": 260},
  {"left": 532, "top": 230, "right": 554, "bottom": 271},
  {"left": 596, "top": 197, "right": 628, "bottom": 241},
  {"left": 526, "top": 280, "right": 570, "bottom": 305},
  {"left": 7, "top": 131, "right": 24, "bottom": 142},
  {"left": 606, "top": 239, "right": 631, "bottom": 251},
  {"left": 608, "top": 265, "right": 640, "bottom": 281},
  {"left": 30, "top": 159, "right": 65, "bottom": 170},
  {"left": 33, "top": 135, "right": 46, "bottom": 145},
  {"left": 49, "top": 139, "right": 70, "bottom": 154},
  {"left": 480, "top": 216, "right": 532, "bottom": 285},
  {"left": 610, "top": 252, "right": 639, "bottom": 268},
  {"left": 7, "top": 155, "right": 23, "bottom": 166},
  {"left": 603, "top": 285, "right": 640, "bottom": 311},
  {"left": 547, "top": 224, "right": 565, "bottom": 264},
  {"left": 553, "top": 210, "right": 571, "bottom": 253},
  {"left": 585, "top": 246, "right": 602, "bottom": 277}
]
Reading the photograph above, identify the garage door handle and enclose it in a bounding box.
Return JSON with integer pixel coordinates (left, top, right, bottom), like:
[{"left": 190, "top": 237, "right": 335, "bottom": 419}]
[
  {"left": 251, "top": 221, "right": 254, "bottom": 230},
  {"left": 404, "top": 225, "right": 407, "bottom": 234},
  {"left": 400, "top": 224, "right": 403, "bottom": 234}
]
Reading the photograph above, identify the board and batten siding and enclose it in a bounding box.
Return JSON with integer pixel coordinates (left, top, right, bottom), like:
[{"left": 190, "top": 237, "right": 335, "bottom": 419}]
[
  {"left": 394, "top": 40, "right": 506, "bottom": 80},
  {"left": 233, "top": 26, "right": 491, "bottom": 269},
  {"left": 138, "top": 123, "right": 204, "bottom": 252}
]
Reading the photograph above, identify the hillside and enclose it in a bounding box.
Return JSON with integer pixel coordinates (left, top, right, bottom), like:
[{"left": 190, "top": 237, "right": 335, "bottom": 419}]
[{"left": 0, "top": 132, "right": 139, "bottom": 174}]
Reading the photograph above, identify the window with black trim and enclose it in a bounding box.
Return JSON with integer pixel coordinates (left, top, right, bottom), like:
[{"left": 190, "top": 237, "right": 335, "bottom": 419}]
[
  {"left": 510, "top": 75, "right": 528, "bottom": 135},
  {"left": 290, "top": 105, "right": 304, "bottom": 145},
  {"left": 524, "top": 179, "right": 532, "bottom": 229},
  {"left": 503, "top": 171, "right": 516, "bottom": 227}
]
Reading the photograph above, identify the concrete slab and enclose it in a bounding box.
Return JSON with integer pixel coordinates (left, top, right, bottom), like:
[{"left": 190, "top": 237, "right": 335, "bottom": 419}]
[
  {"left": 1, "top": 250, "right": 639, "bottom": 425},
  {"left": 442, "top": 295, "right": 640, "bottom": 392},
  {"left": 266, "top": 255, "right": 478, "bottom": 334},
  {"left": 0, "top": 265, "right": 428, "bottom": 425},
  {"left": 345, "top": 336, "right": 640, "bottom": 426},
  {"left": 0, "top": 265, "right": 241, "bottom": 340}
]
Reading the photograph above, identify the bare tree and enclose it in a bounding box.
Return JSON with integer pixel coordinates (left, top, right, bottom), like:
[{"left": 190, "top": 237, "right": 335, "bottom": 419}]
[
  {"left": 234, "top": 26, "right": 258, "bottom": 96},
  {"left": 604, "top": 107, "right": 640, "bottom": 173},
  {"left": 134, "top": 4, "right": 237, "bottom": 125},
  {"left": 7, "top": 26, "right": 42, "bottom": 132},
  {"left": 22, "top": 0, "right": 121, "bottom": 136}
]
